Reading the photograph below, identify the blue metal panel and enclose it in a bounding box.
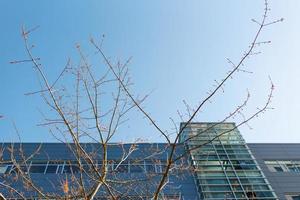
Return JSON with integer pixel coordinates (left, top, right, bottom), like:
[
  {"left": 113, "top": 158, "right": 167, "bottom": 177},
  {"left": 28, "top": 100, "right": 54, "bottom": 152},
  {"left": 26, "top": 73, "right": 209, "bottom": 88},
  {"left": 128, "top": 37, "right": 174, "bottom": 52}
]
[{"left": 0, "top": 143, "right": 200, "bottom": 199}]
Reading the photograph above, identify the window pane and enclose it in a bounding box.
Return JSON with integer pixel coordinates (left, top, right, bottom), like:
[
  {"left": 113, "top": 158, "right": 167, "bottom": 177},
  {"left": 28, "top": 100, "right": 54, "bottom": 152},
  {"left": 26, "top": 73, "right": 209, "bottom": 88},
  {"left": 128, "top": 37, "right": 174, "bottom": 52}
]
[
  {"left": 114, "top": 164, "right": 128, "bottom": 173},
  {"left": 57, "top": 165, "right": 64, "bottom": 174},
  {"left": 0, "top": 166, "right": 8, "bottom": 174},
  {"left": 130, "top": 164, "right": 144, "bottom": 173},
  {"left": 46, "top": 165, "right": 57, "bottom": 173},
  {"left": 63, "top": 165, "right": 80, "bottom": 174},
  {"left": 145, "top": 165, "right": 155, "bottom": 173},
  {"left": 30, "top": 165, "right": 46, "bottom": 173},
  {"left": 274, "top": 166, "right": 283, "bottom": 172},
  {"left": 10, "top": 165, "right": 29, "bottom": 174}
]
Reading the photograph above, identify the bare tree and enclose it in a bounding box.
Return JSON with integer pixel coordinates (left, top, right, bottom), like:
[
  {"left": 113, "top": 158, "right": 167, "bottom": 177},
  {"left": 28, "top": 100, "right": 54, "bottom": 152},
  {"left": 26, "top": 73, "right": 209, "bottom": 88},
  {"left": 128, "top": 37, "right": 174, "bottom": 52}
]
[{"left": 1, "top": 0, "right": 283, "bottom": 199}]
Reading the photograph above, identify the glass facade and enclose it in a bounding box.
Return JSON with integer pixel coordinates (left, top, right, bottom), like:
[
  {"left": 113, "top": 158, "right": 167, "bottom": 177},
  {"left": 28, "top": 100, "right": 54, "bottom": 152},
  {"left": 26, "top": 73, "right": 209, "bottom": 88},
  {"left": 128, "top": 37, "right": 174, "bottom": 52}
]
[{"left": 180, "top": 123, "right": 278, "bottom": 200}]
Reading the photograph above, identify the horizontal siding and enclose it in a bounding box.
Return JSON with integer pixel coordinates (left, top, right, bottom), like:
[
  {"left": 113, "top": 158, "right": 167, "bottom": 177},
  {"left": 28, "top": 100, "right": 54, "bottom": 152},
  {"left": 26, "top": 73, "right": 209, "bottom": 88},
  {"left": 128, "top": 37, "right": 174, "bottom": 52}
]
[{"left": 248, "top": 143, "right": 300, "bottom": 200}]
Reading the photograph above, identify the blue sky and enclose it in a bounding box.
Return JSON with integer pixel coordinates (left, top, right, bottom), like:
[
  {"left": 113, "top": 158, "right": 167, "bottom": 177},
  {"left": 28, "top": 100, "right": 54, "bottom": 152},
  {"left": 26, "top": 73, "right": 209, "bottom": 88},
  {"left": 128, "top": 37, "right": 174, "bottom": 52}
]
[{"left": 0, "top": 0, "right": 299, "bottom": 143}]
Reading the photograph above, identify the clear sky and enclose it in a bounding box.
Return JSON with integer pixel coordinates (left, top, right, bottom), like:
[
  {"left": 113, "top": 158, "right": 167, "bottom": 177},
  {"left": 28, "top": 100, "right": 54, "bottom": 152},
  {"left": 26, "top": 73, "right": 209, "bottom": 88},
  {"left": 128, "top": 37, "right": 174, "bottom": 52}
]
[{"left": 0, "top": 0, "right": 299, "bottom": 143}]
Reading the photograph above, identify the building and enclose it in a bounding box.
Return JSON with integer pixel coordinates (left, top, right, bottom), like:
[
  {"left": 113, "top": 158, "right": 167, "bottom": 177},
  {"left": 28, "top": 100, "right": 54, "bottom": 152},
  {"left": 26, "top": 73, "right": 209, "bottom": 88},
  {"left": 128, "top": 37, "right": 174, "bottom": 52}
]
[
  {"left": 180, "top": 123, "right": 278, "bottom": 200},
  {"left": 248, "top": 143, "right": 300, "bottom": 200},
  {"left": 0, "top": 122, "right": 299, "bottom": 199},
  {"left": 0, "top": 143, "right": 199, "bottom": 199}
]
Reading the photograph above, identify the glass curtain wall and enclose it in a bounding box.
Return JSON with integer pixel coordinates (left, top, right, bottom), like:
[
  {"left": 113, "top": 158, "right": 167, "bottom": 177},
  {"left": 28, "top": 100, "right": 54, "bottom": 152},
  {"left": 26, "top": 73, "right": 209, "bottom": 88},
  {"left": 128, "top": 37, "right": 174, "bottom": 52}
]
[{"left": 180, "top": 123, "right": 278, "bottom": 200}]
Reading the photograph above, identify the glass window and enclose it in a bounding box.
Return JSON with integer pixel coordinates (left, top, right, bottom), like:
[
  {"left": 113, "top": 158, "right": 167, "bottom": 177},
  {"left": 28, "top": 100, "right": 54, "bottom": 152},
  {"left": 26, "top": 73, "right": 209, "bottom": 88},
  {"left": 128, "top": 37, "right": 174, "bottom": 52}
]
[
  {"left": 265, "top": 160, "right": 286, "bottom": 172},
  {"left": 286, "top": 194, "right": 300, "bottom": 200},
  {"left": 31, "top": 161, "right": 47, "bottom": 165},
  {"left": 145, "top": 164, "right": 155, "bottom": 173},
  {"left": 274, "top": 166, "right": 284, "bottom": 172},
  {"left": 287, "top": 164, "right": 299, "bottom": 173},
  {"left": 0, "top": 165, "right": 8, "bottom": 174},
  {"left": 201, "top": 178, "right": 228, "bottom": 185},
  {"left": 202, "top": 185, "right": 231, "bottom": 191},
  {"left": 155, "top": 164, "right": 162, "bottom": 173},
  {"left": 1, "top": 159, "right": 170, "bottom": 174},
  {"left": 107, "top": 160, "right": 114, "bottom": 172},
  {"left": 162, "top": 195, "right": 181, "bottom": 200},
  {"left": 46, "top": 165, "right": 57, "bottom": 173},
  {"left": 57, "top": 165, "right": 64, "bottom": 174},
  {"left": 130, "top": 164, "right": 144, "bottom": 173},
  {"left": 9, "top": 165, "right": 29, "bottom": 174},
  {"left": 114, "top": 163, "right": 128, "bottom": 173},
  {"left": 240, "top": 178, "right": 265, "bottom": 184},
  {"left": 246, "top": 191, "right": 257, "bottom": 199},
  {"left": 264, "top": 160, "right": 300, "bottom": 173},
  {"left": 30, "top": 165, "right": 46, "bottom": 173},
  {"left": 63, "top": 165, "right": 80, "bottom": 174}
]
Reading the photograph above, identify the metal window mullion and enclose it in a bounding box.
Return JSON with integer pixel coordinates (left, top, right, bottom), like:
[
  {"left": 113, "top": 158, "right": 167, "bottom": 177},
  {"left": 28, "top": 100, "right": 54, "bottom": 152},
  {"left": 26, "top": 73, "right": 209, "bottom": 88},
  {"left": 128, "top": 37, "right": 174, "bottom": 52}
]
[
  {"left": 55, "top": 163, "right": 59, "bottom": 174},
  {"left": 28, "top": 161, "right": 32, "bottom": 173},
  {"left": 62, "top": 161, "right": 66, "bottom": 174},
  {"left": 185, "top": 148, "right": 201, "bottom": 199},
  {"left": 195, "top": 142, "right": 206, "bottom": 199},
  {"left": 214, "top": 129, "right": 247, "bottom": 198},
  {"left": 156, "top": 160, "right": 161, "bottom": 173},
  {"left": 44, "top": 161, "right": 49, "bottom": 174},
  {"left": 209, "top": 130, "right": 238, "bottom": 200},
  {"left": 186, "top": 135, "right": 203, "bottom": 200},
  {"left": 128, "top": 160, "right": 130, "bottom": 173}
]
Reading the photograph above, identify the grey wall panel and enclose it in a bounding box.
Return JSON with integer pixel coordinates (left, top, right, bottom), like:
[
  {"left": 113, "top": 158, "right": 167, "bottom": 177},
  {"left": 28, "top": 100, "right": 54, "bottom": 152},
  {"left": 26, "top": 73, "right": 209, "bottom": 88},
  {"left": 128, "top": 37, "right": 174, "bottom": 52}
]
[{"left": 248, "top": 143, "right": 300, "bottom": 200}]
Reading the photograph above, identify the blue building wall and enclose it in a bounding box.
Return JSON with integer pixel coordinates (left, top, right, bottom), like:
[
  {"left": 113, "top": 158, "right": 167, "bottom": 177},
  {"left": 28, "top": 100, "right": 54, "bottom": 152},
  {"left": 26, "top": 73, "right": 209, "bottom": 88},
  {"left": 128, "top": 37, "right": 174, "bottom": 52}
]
[{"left": 0, "top": 143, "right": 199, "bottom": 199}]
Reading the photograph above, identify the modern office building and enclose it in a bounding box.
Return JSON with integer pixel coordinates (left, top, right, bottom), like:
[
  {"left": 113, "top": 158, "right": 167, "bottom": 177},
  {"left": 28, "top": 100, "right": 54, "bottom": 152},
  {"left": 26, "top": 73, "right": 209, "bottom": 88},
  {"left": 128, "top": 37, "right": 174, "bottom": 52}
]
[{"left": 0, "top": 122, "right": 299, "bottom": 199}]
